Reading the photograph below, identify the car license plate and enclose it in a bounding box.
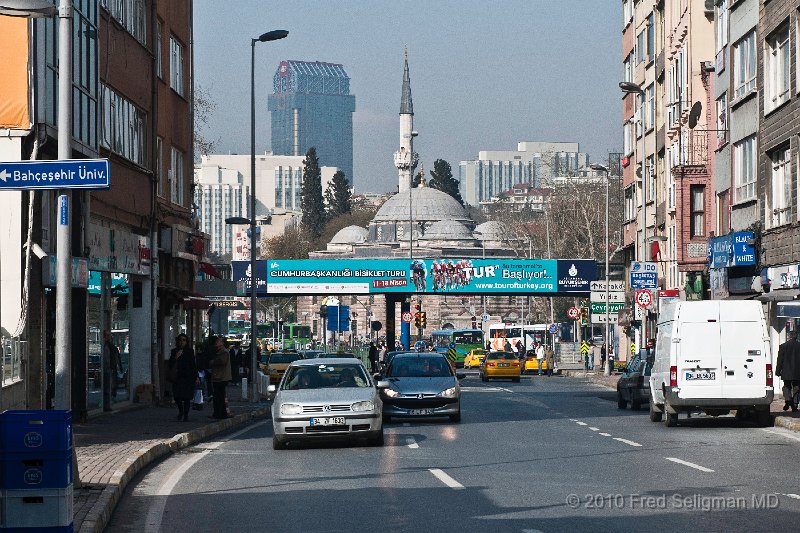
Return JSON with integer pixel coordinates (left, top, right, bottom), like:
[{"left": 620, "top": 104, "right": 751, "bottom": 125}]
[
  {"left": 499, "top": 363, "right": 509, "bottom": 367},
  {"left": 309, "top": 417, "right": 346, "bottom": 426},
  {"left": 685, "top": 371, "right": 716, "bottom": 381},
  {"left": 409, "top": 409, "right": 434, "bottom": 415}
]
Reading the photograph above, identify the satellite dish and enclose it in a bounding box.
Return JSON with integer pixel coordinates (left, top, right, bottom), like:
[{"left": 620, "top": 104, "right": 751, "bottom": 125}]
[{"left": 688, "top": 102, "right": 703, "bottom": 129}]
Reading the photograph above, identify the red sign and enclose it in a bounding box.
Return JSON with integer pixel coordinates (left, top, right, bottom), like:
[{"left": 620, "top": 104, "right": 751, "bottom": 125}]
[
  {"left": 401, "top": 312, "right": 413, "bottom": 323},
  {"left": 567, "top": 306, "right": 579, "bottom": 319},
  {"left": 659, "top": 289, "right": 679, "bottom": 298},
  {"left": 635, "top": 289, "right": 653, "bottom": 308},
  {"left": 372, "top": 279, "right": 408, "bottom": 289}
]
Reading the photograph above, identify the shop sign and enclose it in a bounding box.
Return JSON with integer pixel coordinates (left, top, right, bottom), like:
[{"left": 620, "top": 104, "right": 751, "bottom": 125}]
[
  {"left": 707, "top": 231, "right": 756, "bottom": 269},
  {"left": 87, "top": 222, "right": 151, "bottom": 275},
  {"left": 710, "top": 268, "right": 729, "bottom": 300},
  {"left": 767, "top": 264, "right": 800, "bottom": 289}
]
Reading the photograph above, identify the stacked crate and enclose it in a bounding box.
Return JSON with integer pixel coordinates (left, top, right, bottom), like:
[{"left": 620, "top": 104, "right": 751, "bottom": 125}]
[{"left": 0, "top": 410, "right": 73, "bottom": 532}]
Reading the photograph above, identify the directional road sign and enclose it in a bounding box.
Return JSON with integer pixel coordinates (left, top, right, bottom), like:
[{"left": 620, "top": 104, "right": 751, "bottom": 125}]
[
  {"left": 589, "top": 280, "right": 626, "bottom": 292},
  {"left": 590, "top": 302, "right": 625, "bottom": 314},
  {"left": 567, "top": 307, "right": 579, "bottom": 320},
  {"left": 590, "top": 291, "right": 625, "bottom": 303},
  {"left": 482, "top": 313, "right": 490, "bottom": 322},
  {"left": 0, "top": 159, "right": 110, "bottom": 190},
  {"left": 635, "top": 289, "right": 654, "bottom": 308},
  {"left": 630, "top": 261, "right": 658, "bottom": 289},
  {"left": 401, "top": 312, "right": 413, "bottom": 323},
  {"left": 592, "top": 313, "right": 619, "bottom": 324}
]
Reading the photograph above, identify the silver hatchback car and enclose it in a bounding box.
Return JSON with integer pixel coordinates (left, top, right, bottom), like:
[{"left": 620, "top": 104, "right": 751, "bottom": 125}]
[{"left": 269, "top": 358, "right": 388, "bottom": 449}]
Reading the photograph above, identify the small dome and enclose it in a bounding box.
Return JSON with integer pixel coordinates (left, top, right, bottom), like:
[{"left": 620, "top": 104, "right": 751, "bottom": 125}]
[
  {"left": 423, "top": 221, "right": 476, "bottom": 241},
  {"left": 330, "top": 225, "right": 368, "bottom": 245},
  {"left": 474, "top": 221, "right": 508, "bottom": 241},
  {"left": 373, "top": 187, "right": 471, "bottom": 224}
]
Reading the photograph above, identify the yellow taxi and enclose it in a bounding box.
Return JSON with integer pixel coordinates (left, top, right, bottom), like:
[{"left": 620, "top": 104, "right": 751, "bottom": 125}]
[
  {"left": 523, "top": 353, "right": 551, "bottom": 374},
  {"left": 266, "top": 351, "right": 304, "bottom": 384},
  {"left": 463, "top": 349, "right": 487, "bottom": 369},
  {"left": 479, "top": 352, "right": 521, "bottom": 382}
]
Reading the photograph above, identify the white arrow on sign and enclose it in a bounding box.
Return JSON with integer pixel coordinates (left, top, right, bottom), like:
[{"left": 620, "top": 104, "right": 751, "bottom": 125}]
[
  {"left": 0, "top": 169, "right": 8, "bottom": 182},
  {"left": 590, "top": 280, "right": 626, "bottom": 292}
]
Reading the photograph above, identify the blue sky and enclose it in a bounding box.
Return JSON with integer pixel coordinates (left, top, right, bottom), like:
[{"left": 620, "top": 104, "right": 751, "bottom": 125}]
[{"left": 194, "top": 0, "right": 622, "bottom": 193}]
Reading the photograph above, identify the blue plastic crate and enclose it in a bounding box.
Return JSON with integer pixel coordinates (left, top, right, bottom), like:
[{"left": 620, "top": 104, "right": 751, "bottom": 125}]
[
  {"left": 0, "top": 410, "right": 72, "bottom": 453},
  {"left": 1, "top": 451, "right": 72, "bottom": 490}
]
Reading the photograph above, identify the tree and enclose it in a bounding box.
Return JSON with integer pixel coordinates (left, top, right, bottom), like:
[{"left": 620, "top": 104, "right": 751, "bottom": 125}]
[
  {"left": 428, "top": 159, "right": 464, "bottom": 206},
  {"left": 301, "top": 147, "right": 326, "bottom": 241},
  {"left": 193, "top": 85, "right": 218, "bottom": 161},
  {"left": 264, "top": 224, "right": 313, "bottom": 260},
  {"left": 324, "top": 170, "right": 352, "bottom": 219}
]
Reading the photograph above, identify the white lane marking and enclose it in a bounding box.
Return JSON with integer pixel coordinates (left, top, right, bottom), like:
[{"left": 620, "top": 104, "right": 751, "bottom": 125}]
[
  {"left": 144, "top": 421, "right": 267, "bottom": 533},
  {"left": 785, "top": 493, "right": 800, "bottom": 500},
  {"left": 665, "top": 457, "right": 715, "bottom": 473},
  {"left": 575, "top": 421, "right": 587, "bottom": 426},
  {"left": 599, "top": 433, "right": 611, "bottom": 437},
  {"left": 761, "top": 427, "right": 800, "bottom": 443},
  {"left": 613, "top": 437, "right": 642, "bottom": 447},
  {"left": 568, "top": 419, "right": 577, "bottom": 422},
  {"left": 589, "top": 427, "right": 599, "bottom": 431},
  {"left": 406, "top": 437, "right": 419, "bottom": 449},
  {"left": 461, "top": 386, "right": 508, "bottom": 393},
  {"left": 429, "top": 468, "right": 465, "bottom": 490}
]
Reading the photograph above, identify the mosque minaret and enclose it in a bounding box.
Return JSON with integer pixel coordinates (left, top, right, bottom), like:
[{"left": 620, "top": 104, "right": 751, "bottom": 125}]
[{"left": 393, "top": 50, "right": 418, "bottom": 193}]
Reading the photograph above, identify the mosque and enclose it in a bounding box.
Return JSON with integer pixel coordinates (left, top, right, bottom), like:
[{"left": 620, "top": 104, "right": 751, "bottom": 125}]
[{"left": 297, "top": 54, "right": 550, "bottom": 344}]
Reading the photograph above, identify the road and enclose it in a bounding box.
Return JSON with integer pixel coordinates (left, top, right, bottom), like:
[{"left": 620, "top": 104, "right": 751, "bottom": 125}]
[{"left": 109, "top": 373, "right": 800, "bottom": 532}]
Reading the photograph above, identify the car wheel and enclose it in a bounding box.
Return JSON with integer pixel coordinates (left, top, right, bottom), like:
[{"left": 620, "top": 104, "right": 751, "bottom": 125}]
[
  {"left": 449, "top": 411, "right": 461, "bottom": 423},
  {"left": 648, "top": 399, "right": 663, "bottom": 422},
  {"left": 664, "top": 404, "right": 678, "bottom": 427},
  {"left": 272, "top": 434, "right": 286, "bottom": 450},
  {"left": 617, "top": 392, "right": 627, "bottom": 409},
  {"left": 631, "top": 395, "right": 642, "bottom": 411},
  {"left": 755, "top": 408, "right": 772, "bottom": 428},
  {"left": 382, "top": 415, "right": 391, "bottom": 424},
  {"left": 370, "top": 430, "right": 385, "bottom": 446}
]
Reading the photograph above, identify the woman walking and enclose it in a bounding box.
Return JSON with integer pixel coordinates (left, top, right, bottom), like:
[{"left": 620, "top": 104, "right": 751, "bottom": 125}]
[{"left": 168, "top": 334, "right": 198, "bottom": 422}]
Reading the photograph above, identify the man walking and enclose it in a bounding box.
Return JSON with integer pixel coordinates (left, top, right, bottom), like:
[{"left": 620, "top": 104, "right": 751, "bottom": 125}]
[
  {"left": 536, "top": 342, "right": 545, "bottom": 376},
  {"left": 776, "top": 331, "right": 800, "bottom": 412},
  {"left": 545, "top": 344, "right": 555, "bottom": 377},
  {"left": 210, "top": 336, "right": 232, "bottom": 419},
  {"left": 368, "top": 342, "right": 378, "bottom": 373},
  {"left": 102, "top": 331, "right": 121, "bottom": 412}
]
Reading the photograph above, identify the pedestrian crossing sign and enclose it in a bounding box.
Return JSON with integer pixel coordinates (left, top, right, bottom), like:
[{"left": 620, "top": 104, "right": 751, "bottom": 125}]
[{"left": 580, "top": 341, "right": 590, "bottom": 354}]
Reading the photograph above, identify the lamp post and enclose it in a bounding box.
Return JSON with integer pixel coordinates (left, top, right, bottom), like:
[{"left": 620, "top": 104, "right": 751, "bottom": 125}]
[
  {"left": 591, "top": 163, "right": 611, "bottom": 376},
  {"left": 620, "top": 81, "right": 646, "bottom": 362},
  {"left": 474, "top": 231, "right": 487, "bottom": 332}
]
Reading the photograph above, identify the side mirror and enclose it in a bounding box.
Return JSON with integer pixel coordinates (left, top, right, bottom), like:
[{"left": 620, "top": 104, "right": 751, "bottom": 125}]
[
  {"left": 376, "top": 380, "right": 390, "bottom": 389},
  {"left": 456, "top": 373, "right": 467, "bottom": 380},
  {"left": 267, "top": 384, "right": 276, "bottom": 393}
]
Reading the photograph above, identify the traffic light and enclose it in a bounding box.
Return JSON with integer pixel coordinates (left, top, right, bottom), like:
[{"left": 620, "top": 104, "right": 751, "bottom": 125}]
[
  {"left": 420, "top": 312, "right": 427, "bottom": 329},
  {"left": 414, "top": 312, "right": 421, "bottom": 328},
  {"left": 414, "top": 302, "right": 421, "bottom": 311},
  {"left": 471, "top": 316, "right": 477, "bottom": 329},
  {"left": 580, "top": 307, "right": 589, "bottom": 325}
]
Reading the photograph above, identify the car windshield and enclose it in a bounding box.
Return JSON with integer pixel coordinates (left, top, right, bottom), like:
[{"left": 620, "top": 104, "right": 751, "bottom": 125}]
[
  {"left": 280, "top": 364, "right": 370, "bottom": 390},
  {"left": 387, "top": 356, "right": 452, "bottom": 377},
  {"left": 270, "top": 353, "right": 302, "bottom": 364},
  {"left": 487, "top": 352, "right": 517, "bottom": 361}
]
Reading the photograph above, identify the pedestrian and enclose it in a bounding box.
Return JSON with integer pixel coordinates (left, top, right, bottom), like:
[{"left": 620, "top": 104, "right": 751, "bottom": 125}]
[
  {"left": 776, "top": 331, "right": 800, "bottom": 412},
  {"left": 210, "top": 336, "right": 232, "bottom": 419},
  {"left": 201, "top": 335, "right": 217, "bottom": 401},
  {"left": 515, "top": 340, "right": 525, "bottom": 359},
  {"left": 600, "top": 343, "right": 607, "bottom": 371},
  {"left": 504, "top": 339, "right": 513, "bottom": 353},
  {"left": 536, "top": 342, "right": 545, "bottom": 375},
  {"left": 608, "top": 345, "right": 615, "bottom": 373},
  {"left": 545, "top": 344, "right": 555, "bottom": 376},
  {"left": 167, "top": 334, "right": 198, "bottom": 422},
  {"left": 102, "top": 331, "right": 121, "bottom": 412},
  {"left": 378, "top": 342, "right": 388, "bottom": 372},
  {"left": 368, "top": 342, "right": 378, "bottom": 373},
  {"left": 229, "top": 342, "right": 242, "bottom": 385}
]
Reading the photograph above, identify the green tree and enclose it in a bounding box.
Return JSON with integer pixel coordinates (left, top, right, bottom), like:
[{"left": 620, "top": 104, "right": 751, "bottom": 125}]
[
  {"left": 324, "top": 170, "right": 352, "bottom": 219},
  {"left": 428, "top": 159, "right": 464, "bottom": 206},
  {"left": 301, "top": 147, "right": 325, "bottom": 240}
]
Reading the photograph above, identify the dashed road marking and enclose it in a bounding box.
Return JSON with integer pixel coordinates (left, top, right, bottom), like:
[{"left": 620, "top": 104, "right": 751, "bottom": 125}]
[
  {"left": 406, "top": 437, "right": 419, "bottom": 449},
  {"left": 785, "top": 493, "right": 800, "bottom": 500},
  {"left": 589, "top": 427, "right": 599, "bottom": 431},
  {"left": 429, "top": 468, "right": 465, "bottom": 490},
  {"left": 599, "top": 433, "right": 611, "bottom": 437},
  {"left": 613, "top": 437, "right": 642, "bottom": 447},
  {"left": 665, "top": 457, "right": 714, "bottom": 473},
  {"left": 575, "top": 421, "right": 587, "bottom": 426}
]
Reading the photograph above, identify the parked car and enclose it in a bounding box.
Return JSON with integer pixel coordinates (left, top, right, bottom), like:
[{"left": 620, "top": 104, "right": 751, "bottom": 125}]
[
  {"left": 379, "top": 353, "right": 465, "bottom": 422},
  {"left": 269, "top": 358, "right": 387, "bottom": 449},
  {"left": 481, "top": 352, "right": 521, "bottom": 382},
  {"left": 616, "top": 353, "right": 651, "bottom": 410},
  {"left": 650, "top": 300, "right": 773, "bottom": 427}
]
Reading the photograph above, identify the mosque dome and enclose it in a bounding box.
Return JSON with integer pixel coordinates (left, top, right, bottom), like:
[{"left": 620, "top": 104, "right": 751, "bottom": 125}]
[
  {"left": 474, "top": 221, "right": 508, "bottom": 242},
  {"left": 372, "top": 187, "right": 471, "bottom": 225},
  {"left": 330, "top": 225, "right": 368, "bottom": 245},
  {"left": 423, "top": 220, "right": 476, "bottom": 241}
]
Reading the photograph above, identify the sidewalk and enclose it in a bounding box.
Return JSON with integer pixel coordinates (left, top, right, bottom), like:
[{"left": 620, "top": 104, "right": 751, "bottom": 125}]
[
  {"left": 561, "top": 369, "right": 800, "bottom": 432},
  {"left": 72, "top": 385, "right": 270, "bottom": 533}
]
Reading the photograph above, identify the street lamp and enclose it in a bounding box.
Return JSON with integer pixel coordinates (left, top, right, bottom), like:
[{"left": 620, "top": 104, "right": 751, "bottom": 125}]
[
  {"left": 474, "top": 231, "right": 487, "bottom": 328},
  {"left": 620, "top": 80, "right": 647, "bottom": 362},
  {"left": 245, "top": 29, "right": 288, "bottom": 402},
  {"left": 591, "top": 163, "right": 612, "bottom": 376}
]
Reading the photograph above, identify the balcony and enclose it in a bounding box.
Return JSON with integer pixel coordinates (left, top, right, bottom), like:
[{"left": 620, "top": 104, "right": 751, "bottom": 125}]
[{"left": 671, "top": 129, "right": 709, "bottom": 172}]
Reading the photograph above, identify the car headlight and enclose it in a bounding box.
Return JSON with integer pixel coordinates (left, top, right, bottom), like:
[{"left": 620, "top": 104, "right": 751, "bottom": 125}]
[
  {"left": 351, "top": 400, "right": 374, "bottom": 412},
  {"left": 382, "top": 388, "right": 400, "bottom": 398},
  {"left": 279, "top": 403, "right": 303, "bottom": 415},
  {"left": 438, "top": 386, "right": 458, "bottom": 398}
]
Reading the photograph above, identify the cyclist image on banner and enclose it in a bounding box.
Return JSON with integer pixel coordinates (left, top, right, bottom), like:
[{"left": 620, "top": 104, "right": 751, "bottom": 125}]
[
  {"left": 411, "top": 259, "right": 427, "bottom": 291},
  {"left": 431, "top": 259, "right": 474, "bottom": 292}
]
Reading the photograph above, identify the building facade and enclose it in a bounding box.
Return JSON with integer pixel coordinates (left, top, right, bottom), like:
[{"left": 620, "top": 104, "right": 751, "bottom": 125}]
[{"left": 268, "top": 60, "right": 356, "bottom": 181}]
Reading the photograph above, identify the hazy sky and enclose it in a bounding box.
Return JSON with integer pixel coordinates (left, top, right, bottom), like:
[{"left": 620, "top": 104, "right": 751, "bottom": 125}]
[{"left": 194, "top": 1, "right": 622, "bottom": 194}]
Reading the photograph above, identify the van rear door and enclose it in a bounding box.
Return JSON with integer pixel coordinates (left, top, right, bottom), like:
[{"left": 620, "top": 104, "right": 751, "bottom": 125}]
[
  {"left": 677, "top": 321, "right": 723, "bottom": 398},
  {"left": 719, "top": 320, "right": 767, "bottom": 399}
]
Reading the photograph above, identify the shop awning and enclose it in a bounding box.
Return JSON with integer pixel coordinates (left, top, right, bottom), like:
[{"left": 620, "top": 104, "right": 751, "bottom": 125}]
[
  {"left": 198, "top": 262, "right": 223, "bottom": 279},
  {"left": 183, "top": 293, "right": 211, "bottom": 310},
  {"left": 755, "top": 288, "right": 800, "bottom": 303},
  {"left": 777, "top": 301, "right": 800, "bottom": 318}
]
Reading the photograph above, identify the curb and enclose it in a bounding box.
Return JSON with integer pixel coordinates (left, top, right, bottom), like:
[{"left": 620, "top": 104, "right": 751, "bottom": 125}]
[
  {"left": 561, "top": 370, "right": 617, "bottom": 390},
  {"left": 773, "top": 415, "right": 800, "bottom": 433},
  {"left": 77, "top": 405, "right": 270, "bottom": 533}
]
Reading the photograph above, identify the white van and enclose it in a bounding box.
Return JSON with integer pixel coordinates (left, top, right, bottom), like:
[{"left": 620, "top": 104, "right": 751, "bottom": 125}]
[{"left": 649, "top": 300, "right": 774, "bottom": 427}]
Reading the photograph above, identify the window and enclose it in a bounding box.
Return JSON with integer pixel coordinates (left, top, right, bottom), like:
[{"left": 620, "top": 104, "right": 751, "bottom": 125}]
[
  {"left": 717, "top": 190, "right": 730, "bottom": 235},
  {"left": 156, "top": 137, "right": 164, "bottom": 197},
  {"left": 733, "top": 31, "right": 756, "bottom": 99},
  {"left": 733, "top": 135, "right": 756, "bottom": 202},
  {"left": 623, "top": 0, "right": 633, "bottom": 26},
  {"left": 666, "top": 146, "right": 676, "bottom": 209},
  {"left": 645, "top": 84, "right": 655, "bottom": 130},
  {"left": 100, "top": 84, "right": 148, "bottom": 167},
  {"left": 170, "top": 35, "right": 185, "bottom": 96},
  {"left": 716, "top": 0, "right": 728, "bottom": 53},
  {"left": 623, "top": 54, "right": 632, "bottom": 82},
  {"left": 101, "top": 0, "right": 146, "bottom": 46},
  {"left": 637, "top": 30, "right": 646, "bottom": 64},
  {"left": 715, "top": 93, "right": 728, "bottom": 146},
  {"left": 156, "top": 20, "right": 163, "bottom": 80},
  {"left": 646, "top": 155, "right": 655, "bottom": 203},
  {"left": 624, "top": 186, "right": 635, "bottom": 221},
  {"left": 2, "top": 338, "right": 24, "bottom": 384},
  {"left": 690, "top": 185, "right": 705, "bottom": 237},
  {"left": 766, "top": 23, "right": 790, "bottom": 112},
  {"left": 770, "top": 147, "right": 791, "bottom": 227},
  {"left": 171, "top": 146, "right": 185, "bottom": 206},
  {"left": 623, "top": 120, "right": 634, "bottom": 156},
  {"left": 667, "top": 47, "right": 686, "bottom": 127},
  {"left": 647, "top": 13, "right": 655, "bottom": 63}
]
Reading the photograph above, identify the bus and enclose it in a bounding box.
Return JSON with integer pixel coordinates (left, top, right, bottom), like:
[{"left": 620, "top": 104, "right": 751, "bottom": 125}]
[
  {"left": 431, "top": 329, "right": 484, "bottom": 367},
  {"left": 280, "top": 323, "right": 312, "bottom": 350},
  {"left": 487, "top": 324, "right": 523, "bottom": 352},
  {"left": 522, "top": 324, "right": 548, "bottom": 352}
]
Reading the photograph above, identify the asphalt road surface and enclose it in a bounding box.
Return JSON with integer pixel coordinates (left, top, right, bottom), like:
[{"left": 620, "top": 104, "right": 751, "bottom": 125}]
[{"left": 109, "top": 372, "right": 800, "bottom": 532}]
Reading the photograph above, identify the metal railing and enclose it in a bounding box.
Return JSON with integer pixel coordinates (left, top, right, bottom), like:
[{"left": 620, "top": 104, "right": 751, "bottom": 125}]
[{"left": 1, "top": 337, "right": 26, "bottom": 385}]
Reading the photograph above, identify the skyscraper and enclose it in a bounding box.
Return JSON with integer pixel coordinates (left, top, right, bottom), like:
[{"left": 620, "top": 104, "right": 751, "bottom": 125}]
[{"left": 268, "top": 60, "right": 356, "bottom": 182}]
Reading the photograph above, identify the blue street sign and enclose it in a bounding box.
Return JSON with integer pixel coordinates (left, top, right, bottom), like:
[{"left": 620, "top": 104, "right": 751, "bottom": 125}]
[
  {"left": 548, "top": 323, "right": 558, "bottom": 334},
  {"left": 0, "top": 159, "right": 110, "bottom": 190},
  {"left": 630, "top": 261, "right": 658, "bottom": 289}
]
